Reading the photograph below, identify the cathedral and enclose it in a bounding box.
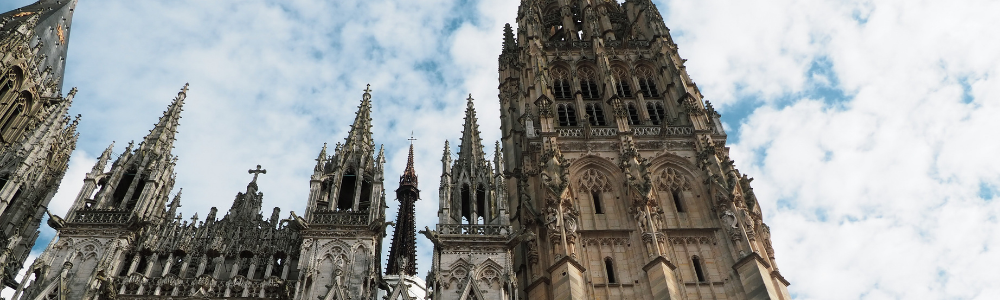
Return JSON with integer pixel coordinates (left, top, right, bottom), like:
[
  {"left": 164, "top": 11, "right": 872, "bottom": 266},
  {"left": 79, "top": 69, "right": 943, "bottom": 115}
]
[{"left": 0, "top": 0, "right": 792, "bottom": 299}]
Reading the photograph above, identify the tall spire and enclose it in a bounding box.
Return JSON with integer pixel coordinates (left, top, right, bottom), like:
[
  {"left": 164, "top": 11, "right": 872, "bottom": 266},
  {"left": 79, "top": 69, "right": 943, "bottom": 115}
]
[
  {"left": 140, "top": 83, "right": 187, "bottom": 156},
  {"left": 456, "top": 94, "right": 486, "bottom": 167},
  {"left": 387, "top": 143, "right": 419, "bottom": 276},
  {"left": 0, "top": 0, "right": 80, "bottom": 93},
  {"left": 343, "top": 84, "right": 374, "bottom": 151},
  {"left": 91, "top": 141, "right": 114, "bottom": 173}
]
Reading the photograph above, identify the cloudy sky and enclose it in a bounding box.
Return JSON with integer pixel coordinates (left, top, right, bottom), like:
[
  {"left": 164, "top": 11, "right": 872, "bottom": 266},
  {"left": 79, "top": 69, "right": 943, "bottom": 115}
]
[{"left": 2, "top": 0, "right": 999, "bottom": 299}]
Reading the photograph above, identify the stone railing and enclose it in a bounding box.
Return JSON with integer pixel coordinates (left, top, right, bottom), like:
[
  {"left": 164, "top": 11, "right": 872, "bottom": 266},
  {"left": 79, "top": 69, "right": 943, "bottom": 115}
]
[
  {"left": 662, "top": 126, "right": 694, "bottom": 136},
  {"left": 115, "top": 274, "right": 291, "bottom": 298},
  {"left": 72, "top": 209, "right": 129, "bottom": 224},
  {"left": 437, "top": 224, "right": 511, "bottom": 236},
  {"left": 557, "top": 128, "right": 584, "bottom": 137},
  {"left": 310, "top": 211, "right": 369, "bottom": 226},
  {"left": 591, "top": 127, "right": 619, "bottom": 137},
  {"left": 633, "top": 126, "right": 661, "bottom": 136},
  {"left": 543, "top": 41, "right": 593, "bottom": 49}
]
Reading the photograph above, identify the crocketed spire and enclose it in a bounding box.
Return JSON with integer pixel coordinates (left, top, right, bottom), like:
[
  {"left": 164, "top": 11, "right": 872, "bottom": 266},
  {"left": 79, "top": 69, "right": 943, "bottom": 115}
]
[{"left": 386, "top": 143, "right": 419, "bottom": 276}]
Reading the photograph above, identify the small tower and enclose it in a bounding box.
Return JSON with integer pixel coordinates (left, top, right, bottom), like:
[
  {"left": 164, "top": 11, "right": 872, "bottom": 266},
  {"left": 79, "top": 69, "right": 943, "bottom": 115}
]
[
  {"left": 383, "top": 143, "right": 428, "bottom": 299},
  {"left": 15, "top": 84, "right": 188, "bottom": 300},
  {"left": 426, "top": 95, "right": 516, "bottom": 300},
  {"left": 297, "top": 85, "right": 386, "bottom": 300},
  {"left": 0, "top": 0, "right": 81, "bottom": 285}
]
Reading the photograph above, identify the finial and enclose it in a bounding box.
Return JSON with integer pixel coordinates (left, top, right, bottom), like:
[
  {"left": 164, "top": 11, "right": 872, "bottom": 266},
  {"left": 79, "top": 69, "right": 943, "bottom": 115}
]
[
  {"left": 363, "top": 84, "right": 372, "bottom": 101},
  {"left": 248, "top": 165, "right": 267, "bottom": 183},
  {"left": 467, "top": 93, "right": 474, "bottom": 102},
  {"left": 68, "top": 87, "right": 78, "bottom": 97},
  {"left": 181, "top": 83, "right": 190, "bottom": 95},
  {"left": 408, "top": 131, "right": 417, "bottom": 145}
]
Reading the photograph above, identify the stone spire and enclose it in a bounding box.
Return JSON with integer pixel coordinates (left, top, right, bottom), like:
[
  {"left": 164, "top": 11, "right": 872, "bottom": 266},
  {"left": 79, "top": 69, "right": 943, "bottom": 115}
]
[
  {"left": 91, "top": 141, "right": 114, "bottom": 173},
  {"left": 140, "top": 83, "right": 187, "bottom": 156},
  {"left": 343, "top": 84, "right": 374, "bottom": 153},
  {"left": 386, "top": 143, "right": 419, "bottom": 276},
  {"left": 456, "top": 94, "right": 486, "bottom": 168},
  {"left": 166, "top": 188, "right": 182, "bottom": 218}
]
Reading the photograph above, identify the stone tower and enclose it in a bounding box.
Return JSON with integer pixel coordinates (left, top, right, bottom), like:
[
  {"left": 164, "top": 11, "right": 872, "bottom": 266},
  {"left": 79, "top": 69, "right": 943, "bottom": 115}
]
[
  {"left": 382, "top": 144, "right": 428, "bottom": 300},
  {"left": 0, "top": 0, "right": 80, "bottom": 287},
  {"left": 14, "top": 85, "right": 187, "bottom": 299},
  {"left": 497, "top": 0, "right": 791, "bottom": 299},
  {"left": 425, "top": 95, "right": 517, "bottom": 300},
  {"left": 298, "top": 86, "right": 386, "bottom": 300}
]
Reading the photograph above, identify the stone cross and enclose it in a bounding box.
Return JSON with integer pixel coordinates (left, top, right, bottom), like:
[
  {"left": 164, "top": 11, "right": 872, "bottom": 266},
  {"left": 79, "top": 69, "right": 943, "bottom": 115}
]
[
  {"left": 408, "top": 132, "right": 417, "bottom": 145},
  {"left": 248, "top": 165, "right": 266, "bottom": 183}
]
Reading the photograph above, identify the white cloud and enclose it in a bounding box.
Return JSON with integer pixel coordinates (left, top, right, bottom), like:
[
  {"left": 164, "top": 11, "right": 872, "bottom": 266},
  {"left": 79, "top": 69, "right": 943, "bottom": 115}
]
[{"left": 663, "top": 0, "right": 1000, "bottom": 298}]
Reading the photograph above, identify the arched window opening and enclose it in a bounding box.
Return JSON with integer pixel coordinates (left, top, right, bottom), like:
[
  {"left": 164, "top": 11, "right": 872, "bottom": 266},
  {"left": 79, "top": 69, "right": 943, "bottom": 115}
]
[
  {"left": 239, "top": 251, "right": 254, "bottom": 278},
  {"left": 272, "top": 252, "right": 287, "bottom": 278},
  {"left": 692, "top": 256, "right": 706, "bottom": 282},
  {"left": 359, "top": 178, "right": 373, "bottom": 211},
  {"left": 647, "top": 102, "right": 666, "bottom": 125},
  {"left": 336, "top": 170, "right": 357, "bottom": 211},
  {"left": 125, "top": 175, "right": 147, "bottom": 210},
  {"left": 613, "top": 68, "right": 633, "bottom": 98},
  {"left": 2, "top": 188, "right": 22, "bottom": 234},
  {"left": 552, "top": 68, "right": 572, "bottom": 99},
  {"left": 118, "top": 253, "right": 135, "bottom": 276},
  {"left": 626, "top": 103, "right": 641, "bottom": 125},
  {"left": 461, "top": 184, "right": 472, "bottom": 224},
  {"left": 604, "top": 257, "right": 617, "bottom": 284},
  {"left": 476, "top": 185, "right": 487, "bottom": 222},
  {"left": 171, "top": 250, "right": 186, "bottom": 275},
  {"left": 591, "top": 190, "right": 604, "bottom": 214},
  {"left": 204, "top": 251, "right": 220, "bottom": 277},
  {"left": 318, "top": 179, "right": 331, "bottom": 210},
  {"left": 637, "top": 67, "right": 660, "bottom": 98},
  {"left": 556, "top": 103, "right": 578, "bottom": 127},
  {"left": 585, "top": 103, "right": 607, "bottom": 126},
  {"left": 672, "top": 189, "right": 685, "bottom": 213},
  {"left": 135, "top": 252, "right": 150, "bottom": 275},
  {"left": 111, "top": 168, "right": 137, "bottom": 208},
  {"left": 0, "top": 104, "right": 23, "bottom": 136},
  {"left": 579, "top": 68, "right": 600, "bottom": 99}
]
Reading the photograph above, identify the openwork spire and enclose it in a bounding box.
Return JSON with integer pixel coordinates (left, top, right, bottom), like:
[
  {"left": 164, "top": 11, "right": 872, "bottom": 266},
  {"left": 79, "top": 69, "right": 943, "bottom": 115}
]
[
  {"left": 387, "top": 144, "right": 419, "bottom": 276},
  {"left": 456, "top": 94, "right": 486, "bottom": 167},
  {"left": 343, "top": 84, "right": 375, "bottom": 152},
  {"left": 141, "top": 83, "right": 187, "bottom": 156}
]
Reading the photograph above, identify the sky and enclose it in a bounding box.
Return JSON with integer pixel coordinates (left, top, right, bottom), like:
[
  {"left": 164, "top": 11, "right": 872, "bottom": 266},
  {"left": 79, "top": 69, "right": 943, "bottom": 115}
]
[{"left": 2, "top": 0, "right": 999, "bottom": 299}]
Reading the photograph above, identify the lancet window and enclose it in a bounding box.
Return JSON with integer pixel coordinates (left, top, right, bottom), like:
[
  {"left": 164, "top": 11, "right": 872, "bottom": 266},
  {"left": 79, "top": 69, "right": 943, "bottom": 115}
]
[
  {"left": 579, "top": 67, "right": 600, "bottom": 99},
  {"left": 604, "top": 257, "right": 617, "bottom": 284},
  {"left": 647, "top": 102, "right": 666, "bottom": 125},
  {"left": 626, "top": 102, "right": 641, "bottom": 125},
  {"left": 692, "top": 256, "right": 706, "bottom": 282},
  {"left": 461, "top": 184, "right": 472, "bottom": 224},
  {"left": 613, "top": 67, "right": 633, "bottom": 98},
  {"left": 337, "top": 169, "right": 357, "bottom": 211},
  {"left": 637, "top": 66, "right": 660, "bottom": 98},
  {"left": 556, "top": 103, "right": 578, "bottom": 126},
  {"left": 551, "top": 67, "right": 572, "bottom": 99},
  {"left": 585, "top": 103, "right": 608, "bottom": 126}
]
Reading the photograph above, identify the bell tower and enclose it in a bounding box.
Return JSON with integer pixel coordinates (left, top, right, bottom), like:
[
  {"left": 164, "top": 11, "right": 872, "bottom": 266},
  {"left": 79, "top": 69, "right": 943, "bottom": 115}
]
[
  {"left": 296, "top": 85, "right": 386, "bottom": 300},
  {"left": 425, "top": 95, "right": 516, "bottom": 300},
  {"left": 499, "top": 0, "right": 791, "bottom": 299}
]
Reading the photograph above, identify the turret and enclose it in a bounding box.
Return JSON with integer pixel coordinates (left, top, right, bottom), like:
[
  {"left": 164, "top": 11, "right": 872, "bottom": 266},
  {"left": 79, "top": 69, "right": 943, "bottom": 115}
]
[
  {"left": 67, "top": 84, "right": 188, "bottom": 225},
  {"left": 440, "top": 95, "right": 507, "bottom": 226}
]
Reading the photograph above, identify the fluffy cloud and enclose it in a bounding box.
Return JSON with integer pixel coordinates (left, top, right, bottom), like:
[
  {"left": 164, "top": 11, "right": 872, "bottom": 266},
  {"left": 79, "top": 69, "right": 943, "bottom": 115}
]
[{"left": 665, "top": 0, "right": 1000, "bottom": 298}]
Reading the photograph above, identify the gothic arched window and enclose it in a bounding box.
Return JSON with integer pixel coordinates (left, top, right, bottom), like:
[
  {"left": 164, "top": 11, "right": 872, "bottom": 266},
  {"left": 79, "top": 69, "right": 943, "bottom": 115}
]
[
  {"left": 585, "top": 103, "right": 608, "bottom": 126},
  {"left": 111, "top": 168, "right": 138, "bottom": 208},
  {"left": 579, "top": 67, "right": 600, "bottom": 99},
  {"left": 337, "top": 169, "right": 357, "bottom": 211},
  {"left": 591, "top": 190, "right": 604, "bottom": 214},
  {"left": 613, "top": 67, "right": 633, "bottom": 98},
  {"left": 637, "top": 66, "right": 660, "bottom": 98},
  {"left": 626, "top": 102, "right": 641, "bottom": 125},
  {"left": 461, "top": 184, "right": 472, "bottom": 224},
  {"left": 556, "top": 103, "right": 578, "bottom": 126},
  {"left": 692, "top": 256, "right": 706, "bottom": 282},
  {"left": 672, "top": 189, "right": 685, "bottom": 213},
  {"left": 551, "top": 68, "right": 572, "bottom": 99},
  {"left": 604, "top": 257, "right": 617, "bottom": 284},
  {"left": 647, "top": 102, "right": 666, "bottom": 125}
]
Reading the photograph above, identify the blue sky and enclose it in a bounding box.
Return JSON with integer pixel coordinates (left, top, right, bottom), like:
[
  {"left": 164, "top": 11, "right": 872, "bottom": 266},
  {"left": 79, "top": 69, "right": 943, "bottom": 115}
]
[{"left": 3, "top": 0, "right": 999, "bottom": 299}]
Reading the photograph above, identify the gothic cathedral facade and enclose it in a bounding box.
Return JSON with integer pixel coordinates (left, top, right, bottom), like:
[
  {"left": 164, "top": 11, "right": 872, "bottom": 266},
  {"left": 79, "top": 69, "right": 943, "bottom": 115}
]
[{"left": 1, "top": 0, "right": 792, "bottom": 299}]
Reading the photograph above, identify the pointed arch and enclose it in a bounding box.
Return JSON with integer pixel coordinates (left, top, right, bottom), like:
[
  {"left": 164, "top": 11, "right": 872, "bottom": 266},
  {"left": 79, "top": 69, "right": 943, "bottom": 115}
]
[
  {"left": 578, "top": 66, "right": 600, "bottom": 99},
  {"left": 612, "top": 66, "right": 633, "bottom": 98},
  {"left": 337, "top": 167, "right": 357, "bottom": 211},
  {"left": 551, "top": 67, "right": 572, "bottom": 99},
  {"left": 636, "top": 65, "right": 661, "bottom": 98}
]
